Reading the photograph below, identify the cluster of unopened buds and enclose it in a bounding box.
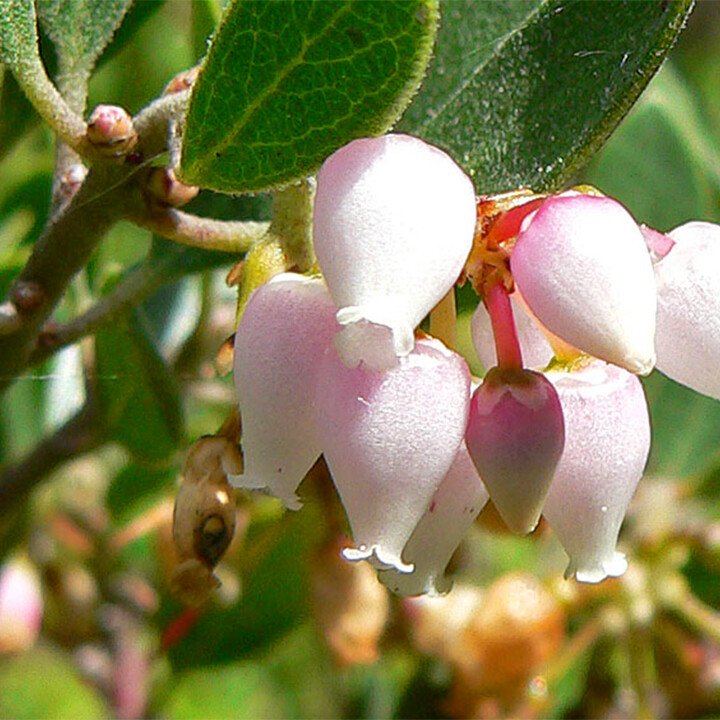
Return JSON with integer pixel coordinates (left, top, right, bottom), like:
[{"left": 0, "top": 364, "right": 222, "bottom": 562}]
[{"left": 228, "top": 132, "right": 720, "bottom": 596}]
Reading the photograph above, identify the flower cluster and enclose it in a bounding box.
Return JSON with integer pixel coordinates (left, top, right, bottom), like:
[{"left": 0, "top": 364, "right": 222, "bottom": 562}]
[{"left": 230, "top": 133, "right": 720, "bottom": 596}]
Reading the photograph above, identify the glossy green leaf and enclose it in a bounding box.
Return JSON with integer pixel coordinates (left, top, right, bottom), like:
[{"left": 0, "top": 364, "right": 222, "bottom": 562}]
[
  {"left": 401, "top": 0, "right": 694, "bottom": 193},
  {"left": 36, "top": 0, "right": 133, "bottom": 81},
  {"left": 180, "top": 0, "right": 438, "bottom": 192},
  {"left": 95, "top": 309, "right": 184, "bottom": 461},
  {"left": 0, "top": 646, "right": 109, "bottom": 720}
]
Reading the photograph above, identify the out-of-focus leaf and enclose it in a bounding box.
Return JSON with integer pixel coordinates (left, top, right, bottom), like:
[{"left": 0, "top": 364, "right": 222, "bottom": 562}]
[
  {"left": 160, "top": 660, "right": 286, "bottom": 720},
  {"left": 642, "top": 372, "right": 720, "bottom": 479},
  {"left": 166, "top": 501, "right": 325, "bottom": 669},
  {"left": 106, "top": 462, "right": 175, "bottom": 524},
  {"left": 0, "top": 70, "right": 38, "bottom": 161},
  {"left": 191, "top": 0, "right": 222, "bottom": 61},
  {"left": 180, "top": 0, "right": 438, "bottom": 192},
  {"left": 36, "top": 0, "right": 133, "bottom": 83},
  {"left": 585, "top": 63, "right": 720, "bottom": 231},
  {"left": 401, "top": 0, "right": 694, "bottom": 193},
  {"left": 0, "top": 646, "right": 109, "bottom": 719},
  {"left": 95, "top": 309, "right": 184, "bottom": 461}
]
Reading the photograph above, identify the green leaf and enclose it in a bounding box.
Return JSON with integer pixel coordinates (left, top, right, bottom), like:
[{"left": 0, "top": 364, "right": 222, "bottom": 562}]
[
  {"left": 107, "top": 462, "right": 175, "bottom": 524},
  {"left": 95, "top": 309, "right": 184, "bottom": 461},
  {"left": 642, "top": 372, "right": 720, "bottom": 479},
  {"left": 180, "top": 0, "right": 438, "bottom": 193},
  {"left": 36, "top": 0, "right": 133, "bottom": 81},
  {"left": 0, "top": 0, "right": 40, "bottom": 75},
  {"left": 0, "top": 646, "right": 109, "bottom": 720},
  {"left": 401, "top": 0, "right": 694, "bottom": 192}
]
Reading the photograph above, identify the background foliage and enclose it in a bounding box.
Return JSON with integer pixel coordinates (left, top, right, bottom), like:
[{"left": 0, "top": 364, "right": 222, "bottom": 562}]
[{"left": 1, "top": 1, "right": 720, "bottom": 718}]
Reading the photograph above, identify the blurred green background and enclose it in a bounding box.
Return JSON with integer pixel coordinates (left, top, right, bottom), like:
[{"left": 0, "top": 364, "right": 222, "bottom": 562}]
[{"left": 1, "top": 2, "right": 720, "bottom": 719}]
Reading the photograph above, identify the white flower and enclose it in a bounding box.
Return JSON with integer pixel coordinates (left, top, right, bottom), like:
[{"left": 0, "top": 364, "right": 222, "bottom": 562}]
[
  {"left": 230, "top": 273, "right": 337, "bottom": 509},
  {"left": 313, "top": 134, "right": 477, "bottom": 372},
  {"left": 511, "top": 194, "right": 657, "bottom": 374},
  {"left": 542, "top": 361, "right": 651, "bottom": 583},
  {"left": 315, "top": 336, "right": 471, "bottom": 572},
  {"left": 377, "top": 442, "right": 489, "bottom": 596},
  {"left": 654, "top": 221, "right": 720, "bottom": 400}
]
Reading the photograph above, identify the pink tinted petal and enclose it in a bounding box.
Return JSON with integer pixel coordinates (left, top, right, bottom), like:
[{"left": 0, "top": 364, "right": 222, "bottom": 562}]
[
  {"left": 232, "top": 273, "right": 337, "bottom": 509},
  {"left": 654, "top": 221, "right": 720, "bottom": 400},
  {"left": 471, "top": 293, "right": 554, "bottom": 371},
  {"left": 543, "top": 361, "right": 651, "bottom": 583},
  {"left": 511, "top": 195, "right": 656, "bottom": 374},
  {"left": 314, "top": 134, "right": 477, "bottom": 372},
  {"left": 0, "top": 557, "right": 43, "bottom": 652},
  {"left": 316, "top": 337, "right": 471, "bottom": 572},
  {"left": 377, "top": 442, "right": 489, "bottom": 596},
  {"left": 465, "top": 368, "right": 564, "bottom": 535}
]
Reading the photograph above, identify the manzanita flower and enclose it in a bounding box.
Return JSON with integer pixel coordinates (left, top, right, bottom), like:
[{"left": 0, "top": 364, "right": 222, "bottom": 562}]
[
  {"left": 314, "top": 336, "right": 471, "bottom": 572},
  {"left": 653, "top": 221, "right": 720, "bottom": 401},
  {"left": 542, "top": 361, "right": 651, "bottom": 583},
  {"left": 231, "top": 273, "right": 337, "bottom": 509},
  {"left": 465, "top": 367, "right": 565, "bottom": 534},
  {"left": 377, "top": 442, "right": 489, "bottom": 596},
  {"left": 510, "top": 194, "right": 657, "bottom": 375},
  {"left": 313, "top": 134, "right": 477, "bottom": 372}
]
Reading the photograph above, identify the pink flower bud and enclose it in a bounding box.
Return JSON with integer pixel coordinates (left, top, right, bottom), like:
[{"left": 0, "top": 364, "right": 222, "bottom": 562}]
[
  {"left": 231, "top": 274, "right": 337, "bottom": 509},
  {"left": 654, "top": 221, "right": 720, "bottom": 400},
  {"left": 465, "top": 368, "right": 565, "bottom": 535},
  {"left": 543, "top": 361, "right": 651, "bottom": 583},
  {"left": 315, "top": 337, "right": 471, "bottom": 572},
  {"left": 511, "top": 194, "right": 657, "bottom": 374},
  {"left": 313, "top": 134, "right": 477, "bottom": 372},
  {"left": 86, "top": 104, "right": 137, "bottom": 157},
  {"left": 377, "top": 442, "right": 489, "bottom": 596}
]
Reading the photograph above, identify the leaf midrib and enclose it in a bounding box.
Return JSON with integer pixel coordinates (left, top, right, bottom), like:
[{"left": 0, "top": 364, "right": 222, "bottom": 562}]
[{"left": 194, "top": 0, "right": 356, "bottom": 171}]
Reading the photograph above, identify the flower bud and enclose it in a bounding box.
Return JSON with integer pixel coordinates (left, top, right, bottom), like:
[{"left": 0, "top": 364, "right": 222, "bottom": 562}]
[
  {"left": 86, "top": 104, "right": 137, "bottom": 157},
  {"left": 145, "top": 167, "right": 199, "bottom": 208},
  {"left": 231, "top": 273, "right": 337, "bottom": 509},
  {"left": 315, "top": 336, "right": 470, "bottom": 572},
  {"left": 543, "top": 361, "right": 651, "bottom": 582},
  {"left": 314, "top": 134, "right": 476, "bottom": 372},
  {"left": 511, "top": 194, "right": 657, "bottom": 374},
  {"left": 378, "top": 442, "right": 489, "bottom": 596},
  {"left": 654, "top": 221, "right": 720, "bottom": 400},
  {"left": 465, "top": 367, "right": 565, "bottom": 535}
]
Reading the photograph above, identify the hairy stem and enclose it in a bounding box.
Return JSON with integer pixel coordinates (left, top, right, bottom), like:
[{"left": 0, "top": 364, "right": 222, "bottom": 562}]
[
  {"left": 131, "top": 208, "right": 270, "bottom": 253},
  {"left": 28, "top": 261, "right": 163, "bottom": 368}
]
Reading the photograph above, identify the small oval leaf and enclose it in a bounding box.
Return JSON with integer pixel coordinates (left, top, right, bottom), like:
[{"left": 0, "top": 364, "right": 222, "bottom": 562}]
[{"left": 180, "top": 0, "right": 438, "bottom": 193}]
